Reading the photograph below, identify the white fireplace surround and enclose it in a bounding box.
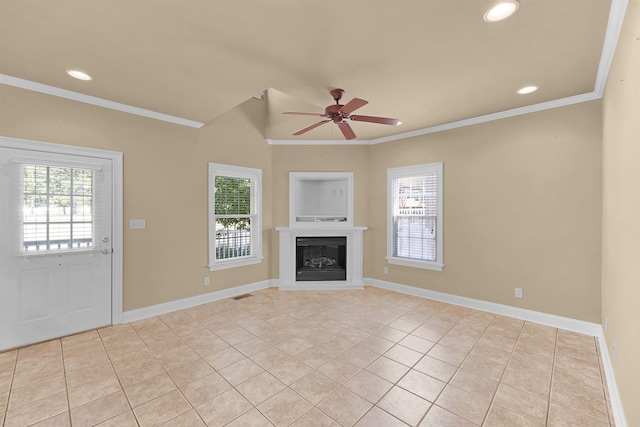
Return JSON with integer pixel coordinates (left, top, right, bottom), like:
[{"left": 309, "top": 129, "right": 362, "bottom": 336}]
[
  {"left": 276, "top": 226, "right": 367, "bottom": 290},
  {"left": 277, "top": 171, "right": 366, "bottom": 290}
]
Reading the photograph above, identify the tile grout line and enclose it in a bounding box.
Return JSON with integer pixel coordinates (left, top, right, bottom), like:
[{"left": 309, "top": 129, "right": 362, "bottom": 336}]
[
  {"left": 2, "top": 346, "right": 18, "bottom": 427},
  {"left": 482, "top": 317, "right": 526, "bottom": 427},
  {"left": 237, "top": 293, "right": 591, "bottom": 425},
  {"left": 355, "top": 303, "right": 490, "bottom": 426},
  {"left": 427, "top": 312, "right": 489, "bottom": 427},
  {"left": 134, "top": 314, "right": 205, "bottom": 426},
  {"left": 97, "top": 325, "right": 142, "bottom": 426},
  {"left": 59, "top": 337, "right": 75, "bottom": 427},
  {"left": 2, "top": 289, "right": 616, "bottom": 427},
  {"left": 345, "top": 304, "right": 438, "bottom": 427}
]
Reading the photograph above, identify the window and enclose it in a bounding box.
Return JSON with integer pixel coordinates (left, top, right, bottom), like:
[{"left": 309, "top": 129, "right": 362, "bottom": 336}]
[
  {"left": 387, "top": 163, "right": 443, "bottom": 271},
  {"left": 208, "top": 163, "right": 262, "bottom": 271},
  {"left": 22, "top": 164, "right": 95, "bottom": 253}
]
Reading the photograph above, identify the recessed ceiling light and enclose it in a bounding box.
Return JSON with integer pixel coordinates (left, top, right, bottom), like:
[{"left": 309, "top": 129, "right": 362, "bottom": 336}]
[
  {"left": 484, "top": 0, "right": 520, "bottom": 22},
  {"left": 517, "top": 85, "right": 538, "bottom": 95},
  {"left": 66, "top": 69, "right": 92, "bottom": 81}
]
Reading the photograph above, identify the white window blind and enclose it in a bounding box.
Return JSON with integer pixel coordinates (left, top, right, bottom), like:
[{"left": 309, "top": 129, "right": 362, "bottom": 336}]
[
  {"left": 22, "top": 164, "right": 95, "bottom": 253},
  {"left": 208, "top": 163, "right": 262, "bottom": 271},
  {"left": 387, "top": 163, "right": 443, "bottom": 271},
  {"left": 214, "top": 175, "right": 254, "bottom": 260}
]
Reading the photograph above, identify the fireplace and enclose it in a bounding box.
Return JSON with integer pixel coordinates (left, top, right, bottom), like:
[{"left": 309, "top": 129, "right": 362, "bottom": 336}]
[
  {"left": 276, "top": 171, "right": 366, "bottom": 290},
  {"left": 277, "top": 227, "right": 366, "bottom": 290},
  {"left": 296, "top": 236, "right": 346, "bottom": 281}
]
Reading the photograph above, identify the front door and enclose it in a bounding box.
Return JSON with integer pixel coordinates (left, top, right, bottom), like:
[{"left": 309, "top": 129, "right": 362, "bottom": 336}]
[{"left": 0, "top": 146, "right": 113, "bottom": 350}]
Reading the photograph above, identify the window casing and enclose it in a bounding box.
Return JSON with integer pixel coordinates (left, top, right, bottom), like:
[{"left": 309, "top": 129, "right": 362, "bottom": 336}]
[
  {"left": 208, "top": 163, "right": 262, "bottom": 271},
  {"left": 387, "top": 163, "right": 443, "bottom": 271}
]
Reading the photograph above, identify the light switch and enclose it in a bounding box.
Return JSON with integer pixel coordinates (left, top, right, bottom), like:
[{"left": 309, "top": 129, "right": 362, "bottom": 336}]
[{"left": 130, "top": 219, "right": 146, "bottom": 229}]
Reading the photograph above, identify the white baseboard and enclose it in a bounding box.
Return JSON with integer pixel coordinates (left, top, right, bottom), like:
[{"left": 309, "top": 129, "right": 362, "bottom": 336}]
[
  {"left": 597, "top": 333, "right": 628, "bottom": 427},
  {"left": 366, "top": 278, "right": 601, "bottom": 336},
  {"left": 366, "top": 277, "right": 627, "bottom": 426},
  {"left": 121, "top": 280, "right": 274, "bottom": 323}
]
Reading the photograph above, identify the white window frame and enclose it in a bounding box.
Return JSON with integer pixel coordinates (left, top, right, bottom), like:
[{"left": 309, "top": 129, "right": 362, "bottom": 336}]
[
  {"left": 208, "top": 163, "right": 262, "bottom": 271},
  {"left": 387, "top": 162, "right": 444, "bottom": 271}
]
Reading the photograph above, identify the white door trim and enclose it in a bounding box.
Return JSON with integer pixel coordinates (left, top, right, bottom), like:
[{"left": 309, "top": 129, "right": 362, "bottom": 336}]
[{"left": 0, "top": 136, "right": 124, "bottom": 325}]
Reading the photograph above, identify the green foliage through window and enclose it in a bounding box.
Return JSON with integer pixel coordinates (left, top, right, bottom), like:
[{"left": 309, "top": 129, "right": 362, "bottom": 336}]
[
  {"left": 214, "top": 175, "right": 253, "bottom": 260},
  {"left": 208, "top": 163, "right": 262, "bottom": 268}
]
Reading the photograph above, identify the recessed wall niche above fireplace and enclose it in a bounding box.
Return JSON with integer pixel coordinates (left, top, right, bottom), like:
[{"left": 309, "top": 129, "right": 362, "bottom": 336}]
[
  {"left": 289, "top": 172, "right": 353, "bottom": 227},
  {"left": 276, "top": 172, "right": 367, "bottom": 290}
]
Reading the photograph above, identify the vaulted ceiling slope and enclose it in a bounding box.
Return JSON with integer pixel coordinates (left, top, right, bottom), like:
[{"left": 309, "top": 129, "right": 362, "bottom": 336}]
[{"left": 0, "top": 0, "right": 626, "bottom": 142}]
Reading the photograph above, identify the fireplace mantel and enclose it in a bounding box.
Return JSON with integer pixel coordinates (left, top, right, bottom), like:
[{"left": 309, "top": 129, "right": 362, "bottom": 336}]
[{"left": 276, "top": 226, "right": 367, "bottom": 290}]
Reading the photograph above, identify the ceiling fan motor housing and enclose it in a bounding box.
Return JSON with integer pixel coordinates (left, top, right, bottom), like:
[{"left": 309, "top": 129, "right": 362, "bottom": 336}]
[{"left": 325, "top": 104, "right": 346, "bottom": 122}]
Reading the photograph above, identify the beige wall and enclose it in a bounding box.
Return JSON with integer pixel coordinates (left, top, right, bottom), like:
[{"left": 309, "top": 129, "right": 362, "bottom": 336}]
[
  {"left": 602, "top": 0, "right": 640, "bottom": 424},
  {"left": 1, "top": 84, "right": 604, "bottom": 322},
  {"left": 0, "top": 85, "right": 272, "bottom": 311},
  {"left": 367, "top": 102, "right": 603, "bottom": 323}
]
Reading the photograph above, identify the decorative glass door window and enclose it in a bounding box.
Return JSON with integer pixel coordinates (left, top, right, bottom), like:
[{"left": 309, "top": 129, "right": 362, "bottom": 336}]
[{"left": 22, "top": 164, "right": 94, "bottom": 252}]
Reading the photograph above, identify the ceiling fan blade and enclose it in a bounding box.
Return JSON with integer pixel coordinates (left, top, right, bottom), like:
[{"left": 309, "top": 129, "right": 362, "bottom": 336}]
[
  {"left": 339, "top": 98, "right": 368, "bottom": 115},
  {"left": 283, "top": 111, "right": 327, "bottom": 117},
  {"left": 350, "top": 115, "right": 399, "bottom": 126},
  {"left": 337, "top": 121, "right": 357, "bottom": 140},
  {"left": 293, "top": 119, "right": 331, "bottom": 135}
]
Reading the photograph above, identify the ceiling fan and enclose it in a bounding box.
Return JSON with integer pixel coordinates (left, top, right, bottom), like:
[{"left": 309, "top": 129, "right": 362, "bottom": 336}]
[{"left": 282, "top": 89, "right": 400, "bottom": 140}]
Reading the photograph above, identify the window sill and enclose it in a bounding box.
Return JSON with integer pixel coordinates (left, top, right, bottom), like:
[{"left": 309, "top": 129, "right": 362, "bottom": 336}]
[
  {"left": 208, "top": 256, "right": 263, "bottom": 271},
  {"left": 386, "top": 257, "right": 444, "bottom": 272}
]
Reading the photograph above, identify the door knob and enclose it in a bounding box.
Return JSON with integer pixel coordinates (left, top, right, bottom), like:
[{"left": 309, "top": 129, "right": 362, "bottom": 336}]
[{"left": 101, "top": 249, "right": 111, "bottom": 254}]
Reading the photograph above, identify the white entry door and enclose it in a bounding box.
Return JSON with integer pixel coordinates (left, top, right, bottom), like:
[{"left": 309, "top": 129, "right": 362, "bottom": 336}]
[{"left": 0, "top": 146, "right": 113, "bottom": 350}]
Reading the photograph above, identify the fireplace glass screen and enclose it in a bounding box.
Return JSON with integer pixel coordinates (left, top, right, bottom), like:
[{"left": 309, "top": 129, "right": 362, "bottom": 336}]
[{"left": 296, "top": 236, "right": 347, "bottom": 281}]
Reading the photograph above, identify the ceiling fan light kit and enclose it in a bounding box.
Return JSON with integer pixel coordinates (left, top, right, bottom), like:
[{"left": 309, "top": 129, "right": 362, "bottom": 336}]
[{"left": 283, "top": 88, "right": 400, "bottom": 140}]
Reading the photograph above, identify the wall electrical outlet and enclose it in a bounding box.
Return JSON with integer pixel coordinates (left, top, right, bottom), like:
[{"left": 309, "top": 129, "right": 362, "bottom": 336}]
[
  {"left": 613, "top": 342, "right": 617, "bottom": 359},
  {"left": 605, "top": 317, "right": 608, "bottom": 332},
  {"left": 384, "top": 267, "right": 389, "bottom": 274},
  {"left": 204, "top": 277, "right": 210, "bottom": 286},
  {"left": 515, "top": 288, "right": 523, "bottom": 299}
]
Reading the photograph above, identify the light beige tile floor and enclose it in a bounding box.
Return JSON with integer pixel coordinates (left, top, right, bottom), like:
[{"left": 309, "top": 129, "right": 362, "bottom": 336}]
[{"left": 0, "top": 286, "right": 616, "bottom": 426}]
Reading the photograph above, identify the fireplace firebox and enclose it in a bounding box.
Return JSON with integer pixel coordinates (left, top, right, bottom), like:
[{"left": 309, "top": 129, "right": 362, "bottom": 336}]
[{"left": 296, "top": 236, "right": 346, "bottom": 281}]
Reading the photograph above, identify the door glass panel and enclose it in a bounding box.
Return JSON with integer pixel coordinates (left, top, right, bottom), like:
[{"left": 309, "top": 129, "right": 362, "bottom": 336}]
[{"left": 22, "top": 164, "right": 94, "bottom": 252}]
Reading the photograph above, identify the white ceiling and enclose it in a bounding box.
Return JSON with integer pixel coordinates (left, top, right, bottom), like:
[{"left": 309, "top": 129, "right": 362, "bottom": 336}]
[{"left": 0, "top": 0, "right": 626, "bottom": 142}]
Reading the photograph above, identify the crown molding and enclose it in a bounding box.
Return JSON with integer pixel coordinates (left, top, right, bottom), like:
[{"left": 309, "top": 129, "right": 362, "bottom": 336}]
[
  {"left": 266, "top": 138, "right": 373, "bottom": 145},
  {"left": 268, "top": 92, "right": 602, "bottom": 145},
  {"left": 0, "top": 0, "right": 627, "bottom": 137},
  {"left": 0, "top": 74, "right": 205, "bottom": 129},
  {"left": 594, "top": 0, "right": 629, "bottom": 96},
  {"left": 270, "top": 0, "right": 628, "bottom": 146},
  {"left": 367, "top": 92, "right": 603, "bottom": 144}
]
